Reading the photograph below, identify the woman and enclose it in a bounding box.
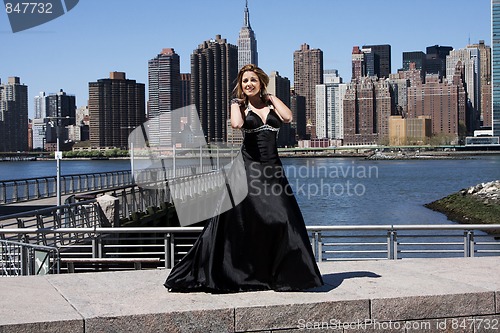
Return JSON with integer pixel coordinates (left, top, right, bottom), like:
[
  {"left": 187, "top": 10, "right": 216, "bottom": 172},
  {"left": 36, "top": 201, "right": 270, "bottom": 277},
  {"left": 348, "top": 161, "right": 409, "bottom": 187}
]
[{"left": 164, "top": 64, "right": 323, "bottom": 292}]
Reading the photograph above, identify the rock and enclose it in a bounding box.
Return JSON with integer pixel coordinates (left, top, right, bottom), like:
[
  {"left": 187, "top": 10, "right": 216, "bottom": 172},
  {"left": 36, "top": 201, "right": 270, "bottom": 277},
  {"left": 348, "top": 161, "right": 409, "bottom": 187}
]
[{"left": 96, "top": 194, "right": 119, "bottom": 227}]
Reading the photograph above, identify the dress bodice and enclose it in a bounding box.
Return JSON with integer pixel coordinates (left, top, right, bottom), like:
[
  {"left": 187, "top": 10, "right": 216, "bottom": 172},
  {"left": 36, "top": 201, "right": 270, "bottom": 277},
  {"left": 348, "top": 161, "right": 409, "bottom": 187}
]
[
  {"left": 241, "top": 106, "right": 281, "bottom": 162},
  {"left": 243, "top": 106, "right": 282, "bottom": 130}
]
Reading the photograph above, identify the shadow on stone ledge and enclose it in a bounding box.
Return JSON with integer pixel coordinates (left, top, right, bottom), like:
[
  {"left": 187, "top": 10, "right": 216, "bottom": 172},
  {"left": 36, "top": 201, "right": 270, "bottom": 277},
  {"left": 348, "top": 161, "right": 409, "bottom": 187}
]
[{"left": 307, "top": 271, "right": 382, "bottom": 292}]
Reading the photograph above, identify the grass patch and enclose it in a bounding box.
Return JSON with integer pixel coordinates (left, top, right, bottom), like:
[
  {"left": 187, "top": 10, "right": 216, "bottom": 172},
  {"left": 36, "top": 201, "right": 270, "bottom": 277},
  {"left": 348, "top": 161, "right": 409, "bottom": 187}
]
[{"left": 425, "top": 192, "right": 500, "bottom": 235}]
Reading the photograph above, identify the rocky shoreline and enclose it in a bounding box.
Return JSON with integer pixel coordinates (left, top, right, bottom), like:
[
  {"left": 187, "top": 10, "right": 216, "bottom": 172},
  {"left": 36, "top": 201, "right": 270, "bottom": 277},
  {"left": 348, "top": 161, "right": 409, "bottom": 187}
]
[
  {"left": 366, "top": 150, "right": 475, "bottom": 160},
  {"left": 425, "top": 180, "right": 500, "bottom": 235}
]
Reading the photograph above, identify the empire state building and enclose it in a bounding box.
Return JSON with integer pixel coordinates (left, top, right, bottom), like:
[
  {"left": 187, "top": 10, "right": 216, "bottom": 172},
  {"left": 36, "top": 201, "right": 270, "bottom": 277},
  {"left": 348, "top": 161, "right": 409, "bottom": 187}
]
[{"left": 237, "top": 0, "right": 258, "bottom": 69}]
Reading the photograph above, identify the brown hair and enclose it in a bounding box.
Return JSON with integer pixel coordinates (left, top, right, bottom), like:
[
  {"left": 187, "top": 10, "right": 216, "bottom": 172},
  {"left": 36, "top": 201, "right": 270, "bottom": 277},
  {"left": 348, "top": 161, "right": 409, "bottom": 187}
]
[{"left": 233, "top": 64, "right": 269, "bottom": 103}]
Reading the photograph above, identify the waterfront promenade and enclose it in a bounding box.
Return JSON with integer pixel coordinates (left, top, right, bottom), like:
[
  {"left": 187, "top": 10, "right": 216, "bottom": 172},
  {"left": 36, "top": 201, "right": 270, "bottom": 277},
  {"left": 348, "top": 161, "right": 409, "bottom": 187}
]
[
  {"left": 1, "top": 257, "right": 499, "bottom": 332},
  {"left": 0, "top": 196, "right": 66, "bottom": 216}
]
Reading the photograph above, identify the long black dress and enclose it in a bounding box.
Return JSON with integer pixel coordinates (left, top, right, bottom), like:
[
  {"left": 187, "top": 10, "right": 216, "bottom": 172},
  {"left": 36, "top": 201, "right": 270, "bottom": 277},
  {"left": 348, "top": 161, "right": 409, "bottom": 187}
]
[{"left": 164, "top": 106, "right": 323, "bottom": 292}]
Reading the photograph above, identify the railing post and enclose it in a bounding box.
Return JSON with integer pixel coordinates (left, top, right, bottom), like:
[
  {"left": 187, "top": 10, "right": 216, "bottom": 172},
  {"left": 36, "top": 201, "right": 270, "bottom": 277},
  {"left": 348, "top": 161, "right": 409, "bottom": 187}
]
[
  {"left": 469, "top": 231, "right": 475, "bottom": 257},
  {"left": 13, "top": 181, "right": 19, "bottom": 202},
  {"left": 170, "top": 233, "right": 175, "bottom": 268},
  {"left": 387, "top": 230, "right": 398, "bottom": 260},
  {"left": 464, "top": 230, "right": 475, "bottom": 257},
  {"left": 92, "top": 235, "right": 103, "bottom": 258},
  {"left": 0, "top": 182, "right": 6, "bottom": 204},
  {"left": 34, "top": 179, "right": 40, "bottom": 199},
  {"left": 317, "top": 232, "right": 323, "bottom": 262},
  {"left": 164, "top": 233, "right": 171, "bottom": 269},
  {"left": 310, "top": 232, "right": 316, "bottom": 258},
  {"left": 21, "top": 244, "right": 29, "bottom": 276},
  {"left": 394, "top": 231, "right": 398, "bottom": 260}
]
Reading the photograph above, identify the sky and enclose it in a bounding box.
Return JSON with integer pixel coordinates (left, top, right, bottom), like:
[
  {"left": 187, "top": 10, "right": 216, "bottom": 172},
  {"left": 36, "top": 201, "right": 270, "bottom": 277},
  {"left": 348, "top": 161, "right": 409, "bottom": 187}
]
[{"left": 0, "top": 0, "right": 492, "bottom": 118}]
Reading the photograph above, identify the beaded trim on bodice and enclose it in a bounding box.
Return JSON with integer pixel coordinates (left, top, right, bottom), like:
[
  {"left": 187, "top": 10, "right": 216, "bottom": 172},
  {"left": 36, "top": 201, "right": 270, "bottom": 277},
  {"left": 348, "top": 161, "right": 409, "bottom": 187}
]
[{"left": 242, "top": 124, "right": 280, "bottom": 134}]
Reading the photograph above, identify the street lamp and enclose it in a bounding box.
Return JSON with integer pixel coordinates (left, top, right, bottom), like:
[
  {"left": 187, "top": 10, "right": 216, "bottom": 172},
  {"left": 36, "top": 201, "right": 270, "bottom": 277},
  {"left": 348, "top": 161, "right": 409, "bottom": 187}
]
[{"left": 46, "top": 116, "right": 71, "bottom": 207}]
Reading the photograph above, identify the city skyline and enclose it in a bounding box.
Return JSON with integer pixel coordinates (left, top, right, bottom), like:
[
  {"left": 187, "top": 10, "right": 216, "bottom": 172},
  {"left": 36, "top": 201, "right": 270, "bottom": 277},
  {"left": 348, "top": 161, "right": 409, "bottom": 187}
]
[{"left": 0, "top": 0, "right": 492, "bottom": 118}]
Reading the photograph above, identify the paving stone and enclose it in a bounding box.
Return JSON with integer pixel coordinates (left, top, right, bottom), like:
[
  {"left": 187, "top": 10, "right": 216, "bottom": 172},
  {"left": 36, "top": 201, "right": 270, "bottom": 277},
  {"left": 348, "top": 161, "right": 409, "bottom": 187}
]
[
  {"left": 0, "top": 275, "right": 82, "bottom": 332},
  {"left": 371, "top": 292, "right": 495, "bottom": 321},
  {"left": 235, "top": 299, "right": 369, "bottom": 332}
]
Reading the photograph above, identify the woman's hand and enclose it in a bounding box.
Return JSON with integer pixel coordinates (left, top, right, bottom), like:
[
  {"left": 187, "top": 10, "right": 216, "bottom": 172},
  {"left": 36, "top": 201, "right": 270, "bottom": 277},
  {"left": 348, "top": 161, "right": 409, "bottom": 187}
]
[
  {"left": 230, "top": 99, "right": 245, "bottom": 128},
  {"left": 264, "top": 93, "right": 274, "bottom": 104},
  {"left": 264, "top": 94, "right": 292, "bottom": 123}
]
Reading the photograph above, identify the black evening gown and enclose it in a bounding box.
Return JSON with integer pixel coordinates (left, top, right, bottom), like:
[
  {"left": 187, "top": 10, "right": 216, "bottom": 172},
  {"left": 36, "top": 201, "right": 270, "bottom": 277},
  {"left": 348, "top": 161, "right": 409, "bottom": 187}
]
[{"left": 164, "top": 106, "right": 323, "bottom": 292}]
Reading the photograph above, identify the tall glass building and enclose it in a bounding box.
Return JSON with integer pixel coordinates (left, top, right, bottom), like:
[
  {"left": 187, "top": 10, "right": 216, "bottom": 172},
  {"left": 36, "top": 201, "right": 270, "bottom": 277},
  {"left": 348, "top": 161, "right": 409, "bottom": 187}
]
[{"left": 492, "top": 0, "right": 500, "bottom": 137}]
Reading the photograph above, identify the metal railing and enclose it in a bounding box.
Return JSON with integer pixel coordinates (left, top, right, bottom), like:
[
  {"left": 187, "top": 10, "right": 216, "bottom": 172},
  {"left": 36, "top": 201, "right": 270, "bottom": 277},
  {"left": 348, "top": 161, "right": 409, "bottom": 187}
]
[
  {"left": 1, "top": 224, "right": 499, "bottom": 275},
  {"left": 0, "top": 145, "right": 243, "bottom": 206},
  {"left": 0, "top": 200, "right": 101, "bottom": 234},
  {"left": 307, "top": 225, "right": 500, "bottom": 261},
  {"left": 0, "top": 167, "right": 235, "bottom": 232},
  {"left": 1, "top": 239, "right": 60, "bottom": 276},
  {"left": 0, "top": 170, "right": 132, "bottom": 204},
  {"left": 1, "top": 170, "right": 499, "bottom": 275}
]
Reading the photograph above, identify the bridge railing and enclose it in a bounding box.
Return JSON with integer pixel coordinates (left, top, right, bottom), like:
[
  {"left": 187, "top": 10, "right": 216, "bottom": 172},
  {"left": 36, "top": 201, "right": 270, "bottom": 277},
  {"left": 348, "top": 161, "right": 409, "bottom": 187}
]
[
  {"left": 1, "top": 224, "right": 499, "bottom": 275},
  {"left": 0, "top": 170, "right": 132, "bottom": 204},
  {"left": 0, "top": 162, "right": 228, "bottom": 205}
]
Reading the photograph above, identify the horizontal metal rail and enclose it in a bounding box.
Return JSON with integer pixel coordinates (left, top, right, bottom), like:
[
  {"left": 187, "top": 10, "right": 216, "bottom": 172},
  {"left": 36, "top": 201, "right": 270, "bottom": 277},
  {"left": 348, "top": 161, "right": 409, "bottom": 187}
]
[
  {"left": 0, "top": 224, "right": 499, "bottom": 275},
  {"left": 0, "top": 170, "right": 132, "bottom": 204}
]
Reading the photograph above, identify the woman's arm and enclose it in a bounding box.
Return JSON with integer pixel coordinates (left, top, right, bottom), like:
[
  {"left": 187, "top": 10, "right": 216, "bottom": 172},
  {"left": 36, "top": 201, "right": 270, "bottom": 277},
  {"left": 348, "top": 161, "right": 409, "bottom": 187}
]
[
  {"left": 266, "top": 94, "right": 292, "bottom": 123},
  {"left": 230, "top": 98, "right": 245, "bottom": 128}
]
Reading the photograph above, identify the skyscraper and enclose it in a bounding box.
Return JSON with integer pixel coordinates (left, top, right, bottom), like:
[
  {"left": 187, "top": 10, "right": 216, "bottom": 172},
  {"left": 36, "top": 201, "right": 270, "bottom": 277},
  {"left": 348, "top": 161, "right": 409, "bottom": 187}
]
[
  {"left": 89, "top": 72, "right": 146, "bottom": 149},
  {"left": 492, "top": 0, "right": 500, "bottom": 137},
  {"left": 294, "top": 43, "right": 323, "bottom": 138},
  {"left": 148, "top": 48, "right": 181, "bottom": 147},
  {"left": 446, "top": 47, "right": 481, "bottom": 133},
  {"left": 290, "top": 91, "right": 306, "bottom": 140},
  {"left": 34, "top": 91, "right": 46, "bottom": 119},
  {"left": 191, "top": 35, "right": 238, "bottom": 143},
  {"left": 180, "top": 73, "right": 191, "bottom": 108},
  {"left": 362, "top": 44, "right": 392, "bottom": 78},
  {"left": 468, "top": 40, "right": 492, "bottom": 128},
  {"left": 237, "top": 0, "right": 258, "bottom": 69},
  {"left": 44, "top": 89, "right": 76, "bottom": 150},
  {"left": 407, "top": 72, "right": 467, "bottom": 143},
  {"left": 426, "top": 45, "right": 453, "bottom": 78},
  {"left": 268, "top": 71, "right": 293, "bottom": 146},
  {"left": 315, "top": 79, "right": 347, "bottom": 141},
  {"left": 351, "top": 46, "right": 365, "bottom": 81},
  {"left": 402, "top": 51, "right": 426, "bottom": 76},
  {"left": 32, "top": 91, "right": 47, "bottom": 150},
  {"left": 361, "top": 47, "right": 375, "bottom": 77},
  {"left": 343, "top": 77, "right": 392, "bottom": 145},
  {"left": 148, "top": 48, "right": 181, "bottom": 117},
  {"left": 0, "top": 77, "right": 28, "bottom": 152}
]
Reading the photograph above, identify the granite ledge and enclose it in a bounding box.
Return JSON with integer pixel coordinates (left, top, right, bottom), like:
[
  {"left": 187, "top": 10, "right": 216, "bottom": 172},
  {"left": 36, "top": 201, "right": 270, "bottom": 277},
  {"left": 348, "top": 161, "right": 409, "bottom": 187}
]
[{"left": 0, "top": 257, "right": 498, "bottom": 333}]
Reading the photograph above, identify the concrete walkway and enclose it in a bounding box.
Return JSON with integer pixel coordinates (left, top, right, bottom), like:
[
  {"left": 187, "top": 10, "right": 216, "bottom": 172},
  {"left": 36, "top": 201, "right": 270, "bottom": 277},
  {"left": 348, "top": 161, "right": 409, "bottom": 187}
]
[
  {"left": 1, "top": 257, "right": 499, "bottom": 332},
  {"left": 0, "top": 194, "right": 76, "bottom": 217}
]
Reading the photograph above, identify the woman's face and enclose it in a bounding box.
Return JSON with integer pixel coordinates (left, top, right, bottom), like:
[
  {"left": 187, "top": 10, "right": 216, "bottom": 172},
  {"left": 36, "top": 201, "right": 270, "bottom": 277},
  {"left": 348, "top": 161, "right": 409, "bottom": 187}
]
[{"left": 241, "top": 71, "right": 261, "bottom": 98}]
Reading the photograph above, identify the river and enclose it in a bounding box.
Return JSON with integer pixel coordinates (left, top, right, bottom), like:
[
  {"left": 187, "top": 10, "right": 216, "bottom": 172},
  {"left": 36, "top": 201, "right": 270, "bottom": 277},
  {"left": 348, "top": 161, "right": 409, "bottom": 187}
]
[{"left": 0, "top": 155, "right": 499, "bottom": 226}]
